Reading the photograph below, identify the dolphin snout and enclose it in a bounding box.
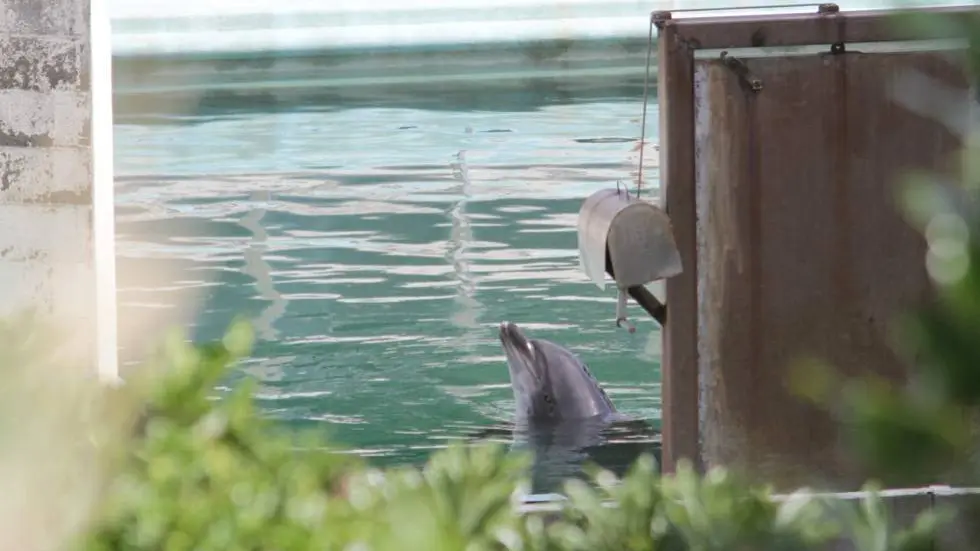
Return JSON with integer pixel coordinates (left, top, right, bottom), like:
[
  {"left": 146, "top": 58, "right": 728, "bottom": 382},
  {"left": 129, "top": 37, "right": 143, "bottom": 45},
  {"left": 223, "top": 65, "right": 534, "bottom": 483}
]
[
  {"left": 498, "top": 321, "right": 540, "bottom": 383},
  {"left": 499, "top": 321, "right": 530, "bottom": 351},
  {"left": 499, "top": 321, "right": 520, "bottom": 340}
]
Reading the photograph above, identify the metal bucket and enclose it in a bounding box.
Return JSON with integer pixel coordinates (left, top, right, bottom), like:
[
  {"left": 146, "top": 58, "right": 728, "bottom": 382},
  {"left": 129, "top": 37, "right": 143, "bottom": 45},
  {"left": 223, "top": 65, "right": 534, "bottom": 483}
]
[{"left": 577, "top": 188, "right": 682, "bottom": 289}]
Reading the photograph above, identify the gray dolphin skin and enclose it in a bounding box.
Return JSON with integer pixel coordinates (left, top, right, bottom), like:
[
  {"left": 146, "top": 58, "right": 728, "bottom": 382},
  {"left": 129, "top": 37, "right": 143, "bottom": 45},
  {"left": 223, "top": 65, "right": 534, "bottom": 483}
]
[
  {"left": 495, "top": 321, "right": 655, "bottom": 493},
  {"left": 498, "top": 321, "right": 623, "bottom": 423}
]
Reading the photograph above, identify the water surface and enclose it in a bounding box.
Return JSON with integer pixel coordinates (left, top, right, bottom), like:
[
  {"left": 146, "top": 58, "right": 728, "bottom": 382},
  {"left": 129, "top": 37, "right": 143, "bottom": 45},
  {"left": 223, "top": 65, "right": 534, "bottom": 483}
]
[{"left": 112, "top": 91, "right": 664, "bottom": 478}]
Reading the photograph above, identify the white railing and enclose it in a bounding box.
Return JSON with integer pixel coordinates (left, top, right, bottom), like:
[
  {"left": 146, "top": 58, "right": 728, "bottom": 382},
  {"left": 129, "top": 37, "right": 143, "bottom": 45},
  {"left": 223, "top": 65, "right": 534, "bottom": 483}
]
[
  {"left": 105, "top": 0, "right": 910, "bottom": 58},
  {"left": 516, "top": 484, "right": 980, "bottom": 514},
  {"left": 107, "top": 0, "right": 909, "bottom": 98},
  {"left": 108, "top": 0, "right": 657, "bottom": 57}
]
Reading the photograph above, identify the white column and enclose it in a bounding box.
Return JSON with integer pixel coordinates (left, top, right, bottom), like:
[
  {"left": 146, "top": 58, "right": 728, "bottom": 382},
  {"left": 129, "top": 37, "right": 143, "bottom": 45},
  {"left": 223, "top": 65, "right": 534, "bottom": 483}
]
[{"left": 0, "top": 0, "right": 118, "bottom": 380}]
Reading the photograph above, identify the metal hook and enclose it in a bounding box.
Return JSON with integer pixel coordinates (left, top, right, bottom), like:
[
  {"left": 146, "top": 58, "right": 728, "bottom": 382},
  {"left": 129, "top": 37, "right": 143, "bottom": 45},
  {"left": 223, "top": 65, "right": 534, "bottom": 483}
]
[
  {"left": 616, "top": 317, "right": 637, "bottom": 334},
  {"left": 616, "top": 180, "right": 632, "bottom": 200},
  {"left": 720, "top": 51, "right": 763, "bottom": 92},
  {"left": 615, "top": 288, "right": 636, "bottom": 334}
]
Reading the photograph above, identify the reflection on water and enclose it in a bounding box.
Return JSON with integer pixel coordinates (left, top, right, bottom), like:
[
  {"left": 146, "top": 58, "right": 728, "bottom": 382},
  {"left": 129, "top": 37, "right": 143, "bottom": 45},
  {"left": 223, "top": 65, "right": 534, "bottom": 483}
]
[
  {"left": 113, "top": 93, "right": 664, "bottom": 473},
  {"left": 472, "top": 416, "right": 660, "bottom": 494},
  {"left": 239, "top": 189, "right": 288, "bottom": 341},
  {"left": 448, "top": 147, "right": 483, "bottom": 347}
]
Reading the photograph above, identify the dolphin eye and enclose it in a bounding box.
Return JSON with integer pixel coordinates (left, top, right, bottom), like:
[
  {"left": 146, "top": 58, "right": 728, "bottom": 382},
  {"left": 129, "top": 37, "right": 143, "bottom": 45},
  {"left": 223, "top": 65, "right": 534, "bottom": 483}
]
[{"left": 543, "top": 393, "right": 555, "bottom": 415}]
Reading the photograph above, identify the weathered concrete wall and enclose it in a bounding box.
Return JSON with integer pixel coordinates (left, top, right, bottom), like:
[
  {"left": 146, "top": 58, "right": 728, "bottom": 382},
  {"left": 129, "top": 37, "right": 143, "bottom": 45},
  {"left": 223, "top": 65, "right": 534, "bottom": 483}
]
[{"left": 0, "top": 0, "right": 94, "bottom": 360}]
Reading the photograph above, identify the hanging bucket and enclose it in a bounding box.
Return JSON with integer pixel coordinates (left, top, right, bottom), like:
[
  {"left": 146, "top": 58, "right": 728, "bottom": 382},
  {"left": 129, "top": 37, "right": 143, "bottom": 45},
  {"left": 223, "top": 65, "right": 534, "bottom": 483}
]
[{"left": 576, "top": 187, "right": 682, "bottom": 329}]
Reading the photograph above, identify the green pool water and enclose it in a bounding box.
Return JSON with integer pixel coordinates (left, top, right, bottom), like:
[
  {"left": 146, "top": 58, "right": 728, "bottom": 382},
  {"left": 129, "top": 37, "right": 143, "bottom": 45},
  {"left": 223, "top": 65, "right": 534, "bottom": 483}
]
[{"left": 111, "top": 84, "right": 664, "bottom": 484}]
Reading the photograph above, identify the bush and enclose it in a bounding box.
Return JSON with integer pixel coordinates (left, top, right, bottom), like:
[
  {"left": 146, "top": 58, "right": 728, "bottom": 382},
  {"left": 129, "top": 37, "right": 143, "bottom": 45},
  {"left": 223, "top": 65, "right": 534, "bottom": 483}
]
[{"left": 36, "top": 315, "right": 933, "bottom": 551}]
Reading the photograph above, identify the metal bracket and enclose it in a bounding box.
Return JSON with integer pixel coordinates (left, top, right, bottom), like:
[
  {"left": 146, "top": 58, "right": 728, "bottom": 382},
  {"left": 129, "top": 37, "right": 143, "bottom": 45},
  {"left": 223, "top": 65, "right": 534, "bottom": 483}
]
[
  {"left": 720, "top": 51, "right": 763, "bottom": 92},
  {"left": 818, "top": 4, "right": 845, "bottom": 54},
  {"left": 605, "top": 247, "right": 667, "bottom": 327},
  {"left": 651, "top": 10, "right": 672, "bottom": 29}
]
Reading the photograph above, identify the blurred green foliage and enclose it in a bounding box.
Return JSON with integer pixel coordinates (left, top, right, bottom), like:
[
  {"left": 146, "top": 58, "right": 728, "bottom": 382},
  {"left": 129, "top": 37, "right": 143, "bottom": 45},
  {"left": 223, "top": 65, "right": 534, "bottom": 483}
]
[{"left": 64, "top": 317, "right": 947, "bottom": 551}]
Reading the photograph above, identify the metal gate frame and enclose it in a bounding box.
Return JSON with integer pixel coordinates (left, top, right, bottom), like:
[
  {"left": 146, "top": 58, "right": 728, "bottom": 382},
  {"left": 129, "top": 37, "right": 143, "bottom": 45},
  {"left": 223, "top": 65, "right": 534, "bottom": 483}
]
[{"left": 655, "top": 3, "right": 980, "bottom": 474}]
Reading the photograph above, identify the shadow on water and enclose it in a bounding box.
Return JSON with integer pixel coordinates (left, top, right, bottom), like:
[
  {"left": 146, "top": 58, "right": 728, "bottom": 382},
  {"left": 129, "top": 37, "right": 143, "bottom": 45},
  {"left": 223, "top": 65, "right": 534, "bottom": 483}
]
[
  {"left": 111, "top": 35, "right": 654, "bottom": 123},
  {"left": 114, "top": 78, "right": 651, "bottom": 125},
  {"left": 468, "top": 416, "right": 661, "bottom": 494}
]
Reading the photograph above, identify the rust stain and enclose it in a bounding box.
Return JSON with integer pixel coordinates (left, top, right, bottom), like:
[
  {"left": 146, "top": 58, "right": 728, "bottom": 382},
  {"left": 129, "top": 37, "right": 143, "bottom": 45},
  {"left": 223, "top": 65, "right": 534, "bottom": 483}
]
[{"left": 690, "top": 50, "right": 964, "bottom": 490}]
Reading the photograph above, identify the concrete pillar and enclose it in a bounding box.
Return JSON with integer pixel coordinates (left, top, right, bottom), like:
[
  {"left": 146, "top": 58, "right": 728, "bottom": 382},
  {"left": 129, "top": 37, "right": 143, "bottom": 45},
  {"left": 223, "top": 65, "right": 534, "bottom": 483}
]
[{"left": 0, "top": 0, "right": 115, "bottom": 376}]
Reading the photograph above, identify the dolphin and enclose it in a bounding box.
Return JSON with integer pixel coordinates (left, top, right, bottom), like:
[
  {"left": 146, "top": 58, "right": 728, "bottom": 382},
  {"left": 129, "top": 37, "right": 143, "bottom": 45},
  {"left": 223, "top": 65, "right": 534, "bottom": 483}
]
[
  {"left": 498, "top": 321, "right": 627, "bottom": 424},
  {"left": 494, "top": 321, "right": 658, "bottom": 493}
]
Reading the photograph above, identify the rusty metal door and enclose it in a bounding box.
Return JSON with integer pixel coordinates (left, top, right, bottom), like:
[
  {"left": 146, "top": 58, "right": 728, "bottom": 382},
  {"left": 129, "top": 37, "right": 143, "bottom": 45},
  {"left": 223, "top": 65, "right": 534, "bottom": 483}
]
[{"left": 657, "top": 5, "right": 972, "bottom": 489}]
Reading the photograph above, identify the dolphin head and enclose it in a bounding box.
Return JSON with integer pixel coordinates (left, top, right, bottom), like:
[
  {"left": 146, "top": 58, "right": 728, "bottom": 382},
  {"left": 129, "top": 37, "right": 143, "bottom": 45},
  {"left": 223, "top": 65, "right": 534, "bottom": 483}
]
[{"left": 498, "top": 321, "right": 617, "bottom": 424}]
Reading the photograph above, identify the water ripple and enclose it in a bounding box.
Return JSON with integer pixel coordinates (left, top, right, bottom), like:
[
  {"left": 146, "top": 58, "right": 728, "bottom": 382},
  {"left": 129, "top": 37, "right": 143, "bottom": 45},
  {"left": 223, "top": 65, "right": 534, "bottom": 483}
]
[{"left": 114, "top": 99, "right": 663, "bottom": 467}]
